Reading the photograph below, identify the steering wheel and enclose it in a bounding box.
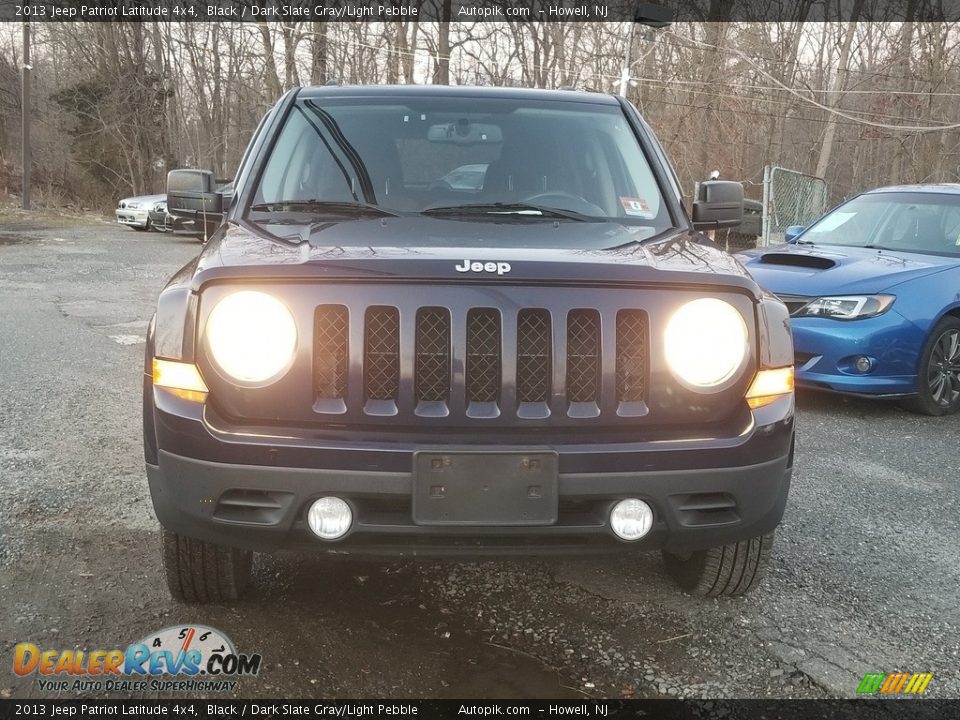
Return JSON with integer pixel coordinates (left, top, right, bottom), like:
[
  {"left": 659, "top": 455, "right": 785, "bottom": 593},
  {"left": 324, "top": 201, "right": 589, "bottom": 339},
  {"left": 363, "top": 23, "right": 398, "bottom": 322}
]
[{"left": 521, "top": 191, "right": 605, "bottom": 217}]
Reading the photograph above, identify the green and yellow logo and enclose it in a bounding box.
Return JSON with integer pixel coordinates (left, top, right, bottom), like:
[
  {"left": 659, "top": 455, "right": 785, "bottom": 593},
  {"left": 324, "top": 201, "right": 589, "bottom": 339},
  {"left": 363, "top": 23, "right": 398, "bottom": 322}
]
[{"left": 857, "top": 672, "right": 933, "bottom": 695}]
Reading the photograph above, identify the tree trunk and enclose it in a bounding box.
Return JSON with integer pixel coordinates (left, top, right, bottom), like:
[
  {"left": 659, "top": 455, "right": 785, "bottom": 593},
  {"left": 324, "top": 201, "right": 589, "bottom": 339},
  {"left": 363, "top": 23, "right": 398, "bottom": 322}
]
[
  {"left": 815, "top": 0, "right": 864, "bottom": 180},
  {"left": 310, "top": 22, "right": 328, "bottom": 85},
  {"left": 258, "top": 21, "right": 283, "bottom": 99},
  {"left": 432, "top": 0, "right": 452, "bottom": 85}
]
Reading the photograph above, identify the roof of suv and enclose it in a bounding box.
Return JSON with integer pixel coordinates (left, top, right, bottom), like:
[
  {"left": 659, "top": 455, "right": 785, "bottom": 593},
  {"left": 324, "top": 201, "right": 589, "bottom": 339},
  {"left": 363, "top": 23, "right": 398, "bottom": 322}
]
[{"left": 295, "top": 84, "right": 620, "bottom": 105}]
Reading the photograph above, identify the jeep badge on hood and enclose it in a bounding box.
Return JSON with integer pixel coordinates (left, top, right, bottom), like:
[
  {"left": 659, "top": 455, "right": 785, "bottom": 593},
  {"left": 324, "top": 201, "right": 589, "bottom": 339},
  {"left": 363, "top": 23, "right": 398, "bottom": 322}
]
[{"left": 456, "top": 260, "right": 512, "bottom": 275}]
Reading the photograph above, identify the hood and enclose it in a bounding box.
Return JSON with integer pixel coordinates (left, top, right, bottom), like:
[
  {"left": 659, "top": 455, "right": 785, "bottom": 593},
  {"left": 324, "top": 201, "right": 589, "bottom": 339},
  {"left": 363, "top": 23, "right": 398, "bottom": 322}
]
[
  {"left": 186, "top": 217, "right": 760, "bottom": 294},
  {"left": 737, "top": 242, "right": 959, "bottom": 296},
  {"left": 119, "top": 193, "right": 165, "bottom": 206}
]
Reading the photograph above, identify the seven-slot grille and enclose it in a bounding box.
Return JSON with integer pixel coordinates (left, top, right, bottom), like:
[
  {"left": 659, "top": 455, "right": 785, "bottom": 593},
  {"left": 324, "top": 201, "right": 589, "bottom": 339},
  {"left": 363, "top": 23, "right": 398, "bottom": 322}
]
[{"left": 313, "top": 305, "right": 649, "bottom": 419}]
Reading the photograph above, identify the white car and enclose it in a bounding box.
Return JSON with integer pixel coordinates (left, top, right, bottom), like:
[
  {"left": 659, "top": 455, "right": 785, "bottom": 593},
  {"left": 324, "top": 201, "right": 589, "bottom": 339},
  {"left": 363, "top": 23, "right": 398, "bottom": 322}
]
[
  {"left": 440, "top": 163, "right": 488, "bottom": 190},
  {"left": 115, "top": 193, "right": 165, "bottom": 231}
]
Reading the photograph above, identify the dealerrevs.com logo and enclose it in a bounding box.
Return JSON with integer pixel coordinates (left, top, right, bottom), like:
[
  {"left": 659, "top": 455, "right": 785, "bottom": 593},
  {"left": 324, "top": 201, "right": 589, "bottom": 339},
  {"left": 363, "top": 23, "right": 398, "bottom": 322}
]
[
  {"left": 857, "top": 672, "right": 933, "bottom": 695},
  {"left": 13, "top": 625, "right": 261, "bottom": 693}
]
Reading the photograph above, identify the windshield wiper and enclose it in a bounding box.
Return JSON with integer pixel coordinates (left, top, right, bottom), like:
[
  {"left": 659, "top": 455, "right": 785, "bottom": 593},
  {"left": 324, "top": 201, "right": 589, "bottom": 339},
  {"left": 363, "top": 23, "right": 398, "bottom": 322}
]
[
  {"left": 250, "top": 200, "right": 399, "bottom": 217},
  {"left": 421, "top": 202, "right": 590, "bottom": 222}
]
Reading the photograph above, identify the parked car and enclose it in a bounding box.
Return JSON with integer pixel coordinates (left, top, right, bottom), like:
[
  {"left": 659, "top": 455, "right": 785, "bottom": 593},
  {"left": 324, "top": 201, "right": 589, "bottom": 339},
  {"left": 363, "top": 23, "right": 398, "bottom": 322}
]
[
  {"left": 721, "top": 197, "right": 762, "bottom": 251},
  {"left": 439, "top": 163, "right": 488, "bottom": 191},
  {"left": 148, "top": 199, "right": 171, "bottom": 232},
  {"left": 738, "top": 184, "right": 960, "bottom": 415},
  {"left": 145, "top": 85, "right": 795, "bottom": 603},
  {"left": 115, "top": 193, "right": 165, "bottom": 231},
  {"left": 740, "top": 198, "right": 763, "bottom": 237},
  {"left": 166, "top": 181, "right": 234, "bottom": 241}
]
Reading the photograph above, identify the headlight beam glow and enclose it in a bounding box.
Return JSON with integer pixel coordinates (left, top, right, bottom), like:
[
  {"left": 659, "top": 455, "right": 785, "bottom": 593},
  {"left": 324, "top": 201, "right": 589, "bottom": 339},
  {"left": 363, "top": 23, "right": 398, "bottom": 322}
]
[
  {"left": 205, "top": 290, "right": 298, "bottom": 385},
  {"left": 664, "top": 298, "right": 749, "bottom": 389}
]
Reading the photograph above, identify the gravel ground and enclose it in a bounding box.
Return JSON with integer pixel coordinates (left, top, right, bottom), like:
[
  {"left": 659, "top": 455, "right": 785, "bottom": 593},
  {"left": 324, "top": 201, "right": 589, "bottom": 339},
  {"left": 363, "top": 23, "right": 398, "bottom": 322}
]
[{"left": 0, "top": 212, "right": 957, "bottom": 700}]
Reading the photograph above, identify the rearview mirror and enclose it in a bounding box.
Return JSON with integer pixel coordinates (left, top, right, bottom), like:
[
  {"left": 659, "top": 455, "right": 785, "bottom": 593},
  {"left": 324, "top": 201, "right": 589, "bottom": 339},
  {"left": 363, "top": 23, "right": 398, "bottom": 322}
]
[
  {"left": 784, "top": 225, "right": 806, "bottom": 243},
  {"left": 691, "top": 180, "right": 744, "bottom": 231},
  {"left": 167, "top": 169, "right": 223, "bottom": 221},
  {"left": 427, "top": 122, "right": 502, "bottom": 145}
]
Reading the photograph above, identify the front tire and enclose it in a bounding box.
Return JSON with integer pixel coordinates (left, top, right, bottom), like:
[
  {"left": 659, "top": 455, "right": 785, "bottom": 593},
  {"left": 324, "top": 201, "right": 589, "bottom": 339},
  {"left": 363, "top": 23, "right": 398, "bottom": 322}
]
[
  {"left": 161, "top": 529, "right": 252, "bottom": 603},
  {"left": 899, "top": 317, "right": 960, "bottom": 416},
  {"left": 662, "top": 532, "right": 774, "bottom": 597},
  {"left": 132, "top": 222, "right": 150, "bottom": 232}
]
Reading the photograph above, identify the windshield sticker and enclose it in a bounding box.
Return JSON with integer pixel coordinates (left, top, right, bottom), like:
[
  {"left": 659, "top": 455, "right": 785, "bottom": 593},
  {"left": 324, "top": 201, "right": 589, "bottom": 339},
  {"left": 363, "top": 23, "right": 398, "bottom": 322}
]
[{"left": 620, "top": 196, "right": 654, "bottom": 218}]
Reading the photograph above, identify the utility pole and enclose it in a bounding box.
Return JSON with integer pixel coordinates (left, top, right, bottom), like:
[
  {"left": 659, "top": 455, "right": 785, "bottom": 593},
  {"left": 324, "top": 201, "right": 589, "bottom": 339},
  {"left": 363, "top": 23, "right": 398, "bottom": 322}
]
[
  {"left": 618, "top": 3, "right": 673, "bottom": 98},
  {"left": 618, "top": 24, "right": 635, "bottom": 97},
  {"left": 21, "top": 21, "right": 31, "bottom": 210}
]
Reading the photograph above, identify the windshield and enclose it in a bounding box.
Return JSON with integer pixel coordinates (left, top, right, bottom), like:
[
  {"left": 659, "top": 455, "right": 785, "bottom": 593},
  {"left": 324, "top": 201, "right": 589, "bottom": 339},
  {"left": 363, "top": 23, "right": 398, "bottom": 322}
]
[
  {"left": 249, "top": 95, "right": 671, "bottom": 238},
  {"left": 801, "top": 192, "right": 960, "bottom": 256}
]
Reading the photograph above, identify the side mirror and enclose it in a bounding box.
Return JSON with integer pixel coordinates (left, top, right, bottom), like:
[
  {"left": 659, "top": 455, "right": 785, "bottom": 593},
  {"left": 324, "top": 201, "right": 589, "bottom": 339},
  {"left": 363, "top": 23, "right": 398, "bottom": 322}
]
[
  {"left": 784, "top": 225, "right": 806, "bottom": 243},
  {"left": 691, "top": 180, "right": 744, "bottom": 231},
  {"left": 167, "top": 169, "right": 223, "bottom": 222}
]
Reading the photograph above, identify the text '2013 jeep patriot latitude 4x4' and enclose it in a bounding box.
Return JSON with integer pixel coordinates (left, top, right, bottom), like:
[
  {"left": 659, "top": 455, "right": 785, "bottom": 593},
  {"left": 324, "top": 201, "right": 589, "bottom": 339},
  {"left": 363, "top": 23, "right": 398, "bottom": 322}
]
[{"left": 145, "top": 86, "right": 795, "bottom": 603}]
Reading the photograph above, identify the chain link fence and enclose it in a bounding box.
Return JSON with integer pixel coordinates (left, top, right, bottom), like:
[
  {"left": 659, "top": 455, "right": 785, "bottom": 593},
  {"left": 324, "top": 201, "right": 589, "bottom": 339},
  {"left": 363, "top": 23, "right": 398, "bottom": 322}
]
[
  {"left": 760, "top": 166, "right": 829, "bottom": 246},
  {"left": 692, "top": 167, "right": 828, "bottom": 251}
]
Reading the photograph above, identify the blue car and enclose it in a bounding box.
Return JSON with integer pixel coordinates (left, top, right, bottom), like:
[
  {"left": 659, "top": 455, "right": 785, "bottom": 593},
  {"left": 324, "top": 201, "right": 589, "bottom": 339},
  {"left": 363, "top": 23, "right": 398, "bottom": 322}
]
[{"left": 738, "top": 184, "right": 960, "bottom": 415}]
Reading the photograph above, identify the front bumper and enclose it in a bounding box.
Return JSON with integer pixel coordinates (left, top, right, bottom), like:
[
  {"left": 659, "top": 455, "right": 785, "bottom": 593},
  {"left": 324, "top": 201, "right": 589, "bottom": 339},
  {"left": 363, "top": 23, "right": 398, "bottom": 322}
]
[
  {"left": 148, "top": 209, "right": 171, "bottom": 231},
  {"left": 115, "top": 208, "right": 149, "bottom": 228},
  {"left": 791, "top": 310, "right": 924, "bottom": 396},
  {"left": 146, "top": 392, "right": 795, "bottom": 557}
]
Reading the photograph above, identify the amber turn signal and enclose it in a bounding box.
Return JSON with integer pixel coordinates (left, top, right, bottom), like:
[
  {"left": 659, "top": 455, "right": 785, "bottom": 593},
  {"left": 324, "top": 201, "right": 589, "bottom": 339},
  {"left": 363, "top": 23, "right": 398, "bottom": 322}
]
[
  {"left": 152, "top": 358, "right": 209, "bottom": 402},
  {"left": 745, "top": 366, "right": 794, "bottom": 409}
]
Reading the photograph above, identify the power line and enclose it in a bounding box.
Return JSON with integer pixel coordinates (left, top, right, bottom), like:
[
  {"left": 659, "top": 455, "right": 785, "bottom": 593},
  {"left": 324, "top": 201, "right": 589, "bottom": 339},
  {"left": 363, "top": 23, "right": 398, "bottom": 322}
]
[
  {"left": 664, "top": 31, "right": 960, "bottom": 133},
  {"left": 627, "top": 76, "right": 960, "bottom": 126},
  {"left": 658, "top": 27, "right": 955, "bottom": 86}
]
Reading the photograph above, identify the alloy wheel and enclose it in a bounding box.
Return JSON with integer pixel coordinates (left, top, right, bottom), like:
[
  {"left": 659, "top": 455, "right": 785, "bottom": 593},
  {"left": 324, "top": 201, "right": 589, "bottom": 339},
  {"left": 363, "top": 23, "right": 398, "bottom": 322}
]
[{"left": 927, "top": 328, "right": 960, "bottom": 408}]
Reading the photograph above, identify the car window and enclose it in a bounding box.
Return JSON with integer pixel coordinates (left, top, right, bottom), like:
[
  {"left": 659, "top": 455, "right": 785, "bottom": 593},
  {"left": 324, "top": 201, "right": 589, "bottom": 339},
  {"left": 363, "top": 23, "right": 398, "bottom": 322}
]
[
  {"left": 802, "top": 192, "right": 960, "bottom": 256},
  {"left": 250, "top": 96, "right": 671, "bottom": 235}
]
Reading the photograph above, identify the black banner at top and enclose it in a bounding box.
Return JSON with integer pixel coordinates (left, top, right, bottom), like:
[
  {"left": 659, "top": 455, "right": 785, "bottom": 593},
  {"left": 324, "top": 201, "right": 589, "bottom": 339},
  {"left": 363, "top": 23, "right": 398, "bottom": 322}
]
[
  {"left": 0, "top": 699, "right": 959, "bottom": 720},
  {"left": 2, "top": 0, "right": 959, "bottom": 22}
]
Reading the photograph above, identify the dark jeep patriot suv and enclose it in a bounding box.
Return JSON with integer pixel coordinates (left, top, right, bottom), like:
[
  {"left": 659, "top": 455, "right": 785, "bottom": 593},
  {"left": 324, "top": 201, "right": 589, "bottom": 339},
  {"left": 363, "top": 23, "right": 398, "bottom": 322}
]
[{"left": 145, "top": 85, "right": 794, "bottom": 602}]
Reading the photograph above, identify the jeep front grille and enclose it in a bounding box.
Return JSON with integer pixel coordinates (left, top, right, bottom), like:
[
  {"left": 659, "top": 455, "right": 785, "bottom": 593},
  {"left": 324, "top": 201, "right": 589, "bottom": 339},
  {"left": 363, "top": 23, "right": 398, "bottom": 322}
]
[
  {"left": 314, "top": 305, "right": 348, "bottom": 400},
  {"left": 364, "top": 306, "right": 400, "bottom": 402},
  {"left": 615, "top": 310, "right": 648, "bottom": 403},
  {"left": 415, "top": 308, "right": 450, "bottom": 404},
  {"left": 566, "top": 310, "right": 601, "bottom": 405},
  {"left": 312, "top": 301, "right": 651, "bottom": 421},
  {"left": 517, "top": 310, "right": 551, "bottom": 403},
  {"left": 466, "top": 309, "right": 501, "bottom": 404}
]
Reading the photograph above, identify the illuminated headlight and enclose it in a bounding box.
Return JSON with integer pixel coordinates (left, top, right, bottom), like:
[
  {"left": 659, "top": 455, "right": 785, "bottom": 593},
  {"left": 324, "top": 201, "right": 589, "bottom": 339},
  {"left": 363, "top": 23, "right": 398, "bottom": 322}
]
[
  {"left": 205, "top": 290, "right": 297, "bottom": 385},
  {"left": 795, "top": 295, "right": 894, "bottom": 320},
  {"left": 664, "top": 298, "right": 748, "bottom": 389}
]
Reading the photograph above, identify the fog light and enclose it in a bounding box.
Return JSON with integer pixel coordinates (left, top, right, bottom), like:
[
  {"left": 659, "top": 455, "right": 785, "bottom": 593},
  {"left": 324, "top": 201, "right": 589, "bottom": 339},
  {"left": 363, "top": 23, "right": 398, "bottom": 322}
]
[
  {"left": 855, "top": 356, "right": 872, "bottom": 373},
  {"left": 609, "top": 499, "right": 653, "bottom": 541},
  {"left": 307, "top": 497, "right": 352, "bottom": 540}
]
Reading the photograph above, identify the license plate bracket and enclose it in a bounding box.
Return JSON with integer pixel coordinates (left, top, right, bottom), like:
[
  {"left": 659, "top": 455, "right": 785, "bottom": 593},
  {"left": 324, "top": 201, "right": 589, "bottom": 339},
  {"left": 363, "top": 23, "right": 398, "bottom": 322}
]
[{"left": 412, "top": 451, "right": 559, "bottom": 526}]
